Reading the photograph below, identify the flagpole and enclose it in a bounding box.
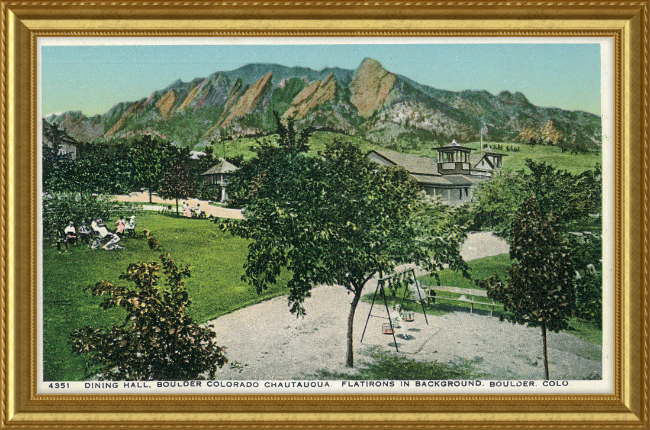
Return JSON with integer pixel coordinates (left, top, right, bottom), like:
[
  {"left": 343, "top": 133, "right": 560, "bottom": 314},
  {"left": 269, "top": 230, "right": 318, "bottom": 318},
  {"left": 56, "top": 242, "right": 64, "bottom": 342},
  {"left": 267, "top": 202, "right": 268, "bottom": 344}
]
[{"left": 480, "top": 122, "right": 483, "bottom": 152}]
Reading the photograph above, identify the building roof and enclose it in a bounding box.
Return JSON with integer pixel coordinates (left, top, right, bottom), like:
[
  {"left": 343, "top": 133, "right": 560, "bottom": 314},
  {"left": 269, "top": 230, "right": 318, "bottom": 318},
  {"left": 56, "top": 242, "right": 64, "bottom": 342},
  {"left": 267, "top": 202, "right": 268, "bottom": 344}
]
[
  {"left": 435, "top": 139, "right": 472, "bottom": 152},
  {"left": 469, "top": 148, "right": 508, "bottom": 169},
  {"left": 469, "top": 152, "right": 492, "bottom": 169},
  {"left": 369, "top": 149, "right": 440, "bottom": 176},
  {"left": 202, "top": 159, "right": 239, "bottom": 175},
  {"left": 411, "top": 174, "right": 475, "bottom": 187}
]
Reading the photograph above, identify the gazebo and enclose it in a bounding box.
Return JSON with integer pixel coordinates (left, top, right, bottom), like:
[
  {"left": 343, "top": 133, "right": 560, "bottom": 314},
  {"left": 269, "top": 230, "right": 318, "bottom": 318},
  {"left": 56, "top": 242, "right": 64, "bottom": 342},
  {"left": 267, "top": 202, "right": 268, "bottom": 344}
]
[{"left": 201, "top": 159, "right": 238, "bottom": 202}]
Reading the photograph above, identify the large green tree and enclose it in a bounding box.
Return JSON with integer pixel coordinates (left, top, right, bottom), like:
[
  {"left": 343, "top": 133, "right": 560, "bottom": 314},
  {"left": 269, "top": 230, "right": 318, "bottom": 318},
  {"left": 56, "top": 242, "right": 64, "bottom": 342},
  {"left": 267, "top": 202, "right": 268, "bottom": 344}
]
[
  {"left": 42, "top": 192, "right": 113, "bottom": 240},
  {"left": 478, "top": 196, "right": 575, "bottom": 379},
  {"left": 128, "top": 135, "right": 179, "bottom": 202},
  {"left": 224, "top": 123, "right": 468, "bottom": 367},
  {"left": 158, "top": 162, "right": 197, "bottom": 214},
  {"left": 473, "top": 159, "right": 602, "bottom": 239}
]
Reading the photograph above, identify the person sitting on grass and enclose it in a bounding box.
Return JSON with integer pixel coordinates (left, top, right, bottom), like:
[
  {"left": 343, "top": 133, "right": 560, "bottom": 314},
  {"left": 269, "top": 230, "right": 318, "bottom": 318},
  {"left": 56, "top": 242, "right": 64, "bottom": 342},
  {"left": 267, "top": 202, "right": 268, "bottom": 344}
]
[
  {"left": 78, "top": 221, "right": 92, "bottom": 246},
  {"left": 183, "top": 202, "right": 192, "bottom": 218},
  {"left": 194, "top": 204, "right": 202, "bottom": 218},
  {"left": 90, "top": 218, "right": 100, "bottom": 248}
]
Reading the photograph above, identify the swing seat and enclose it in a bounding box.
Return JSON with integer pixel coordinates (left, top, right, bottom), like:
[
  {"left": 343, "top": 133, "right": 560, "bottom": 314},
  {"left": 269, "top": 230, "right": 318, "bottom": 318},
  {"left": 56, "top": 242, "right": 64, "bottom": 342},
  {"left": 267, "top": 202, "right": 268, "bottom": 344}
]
[
  {"left": 382, "top": 323, "right": 394, "bottom": 335},
  {"left": 401, "top": 311, "right": 415, "bottom": 322}
]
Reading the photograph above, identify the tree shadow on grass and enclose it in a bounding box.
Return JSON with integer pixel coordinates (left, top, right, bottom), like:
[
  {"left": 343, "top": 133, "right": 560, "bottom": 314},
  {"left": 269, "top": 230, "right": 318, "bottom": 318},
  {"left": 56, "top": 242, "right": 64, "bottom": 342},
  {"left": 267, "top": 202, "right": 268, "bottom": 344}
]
[{"left": 314, "top": 347, "right": 487, "bottom": 380}]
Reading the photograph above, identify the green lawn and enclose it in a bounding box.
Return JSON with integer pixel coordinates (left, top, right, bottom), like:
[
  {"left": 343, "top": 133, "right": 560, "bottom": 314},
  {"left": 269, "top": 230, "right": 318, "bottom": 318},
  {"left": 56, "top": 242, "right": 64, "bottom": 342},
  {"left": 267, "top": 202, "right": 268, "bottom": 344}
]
[
  {"left": 204, "top": 132, "right": 377, "bottom": 162},
  {"left": 43, "top": 212, "right": 289, "bottom": 381},
  {"left": 417, "top": 253, "right": 603, "bottom": 346},
  {"left": 45, "top": 221, "right": 602, "bottom": 381},
  {"left": 419, "top": 253, "right": 512, "bottom": 290}
]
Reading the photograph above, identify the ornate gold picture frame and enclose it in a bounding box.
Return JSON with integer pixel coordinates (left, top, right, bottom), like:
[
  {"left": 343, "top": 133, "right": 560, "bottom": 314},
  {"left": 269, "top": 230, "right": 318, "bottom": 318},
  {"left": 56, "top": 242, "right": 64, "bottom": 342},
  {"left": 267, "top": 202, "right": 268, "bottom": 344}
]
[{"left": 2, "top": 1, "right": 648, "bottom": 428}]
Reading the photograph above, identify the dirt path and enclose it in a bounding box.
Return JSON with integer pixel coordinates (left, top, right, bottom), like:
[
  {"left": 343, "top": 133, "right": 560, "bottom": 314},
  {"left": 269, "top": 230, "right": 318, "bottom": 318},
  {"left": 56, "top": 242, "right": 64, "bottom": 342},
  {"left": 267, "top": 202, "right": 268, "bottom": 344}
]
[
  {"left": 208, "top": 232, "right": 602, "bottom": 381},
  {"left": 113, "top": 192, "right": 244, "bottom": 219}
]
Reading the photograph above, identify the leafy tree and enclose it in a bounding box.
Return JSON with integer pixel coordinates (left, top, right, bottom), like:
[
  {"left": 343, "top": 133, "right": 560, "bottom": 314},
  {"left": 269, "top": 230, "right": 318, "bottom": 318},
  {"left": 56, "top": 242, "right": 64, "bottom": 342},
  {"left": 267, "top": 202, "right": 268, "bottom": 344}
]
[
  {"left": 72, "top": 242, "right": 227, "bottom": 380},
  {"left": 158, "top": 163, "right": 197, "bottom": 215},
  {"left": 473, "top": 159, "right": 601, "bottom": 240},
  {"left": 478, "top": 196, "right": 575, "bottom": 379},
  {"left": 72, "top": 141, "right": 133, "bottom": 196},
  {"left": 128, "top": 135, "right": 179, "bottom": 202},
  {"left": 226, "top": 113, "right": 313, "bottom": 208},
  {"left": 566, "top": 232, "right": 602, "bottom": 327},
  {"left": 224, "top": 126, "right": 468, "bottom": 367},
  {"left": 42, "top": 192, "right": 113, "bottom": 241},
  {"left": 44, "top": 137, "right": 133, "bottom": 196},
  {"left": 42, "top": 121, "right": 79, "bottom": 194}
]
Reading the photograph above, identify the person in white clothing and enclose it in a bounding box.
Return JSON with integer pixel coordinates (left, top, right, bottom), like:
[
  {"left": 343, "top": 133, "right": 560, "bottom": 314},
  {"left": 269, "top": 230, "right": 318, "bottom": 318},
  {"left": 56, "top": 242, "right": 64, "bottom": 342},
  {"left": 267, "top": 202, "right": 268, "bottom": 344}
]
[
  {"left": 389, "top": 304, "right": 409, "bottom": 340},
  {"left": 91, "top": 218, "right": 122, "bottom": 250},
  {"left": 64, "top": 221, "right": 77, "bottom": 245}
]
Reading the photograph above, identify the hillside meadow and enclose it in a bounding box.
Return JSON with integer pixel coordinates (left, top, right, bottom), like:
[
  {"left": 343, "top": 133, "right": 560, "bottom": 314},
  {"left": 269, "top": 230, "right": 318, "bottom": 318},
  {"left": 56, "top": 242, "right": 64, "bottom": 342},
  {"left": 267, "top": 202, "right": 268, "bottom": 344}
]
[{"left": 206, "top": 132, "right": 601, "bottom": 175}]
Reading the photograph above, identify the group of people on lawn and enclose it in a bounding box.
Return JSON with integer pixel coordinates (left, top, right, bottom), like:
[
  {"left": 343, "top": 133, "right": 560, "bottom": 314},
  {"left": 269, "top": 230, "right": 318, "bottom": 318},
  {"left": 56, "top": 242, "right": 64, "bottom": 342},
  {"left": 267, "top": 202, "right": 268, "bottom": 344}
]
[
  {"left": 60, "top": 215, "right": 136, "bottom": 252},
  {"left": 182, "top": 202, "right": 203, "bottom": 218}
]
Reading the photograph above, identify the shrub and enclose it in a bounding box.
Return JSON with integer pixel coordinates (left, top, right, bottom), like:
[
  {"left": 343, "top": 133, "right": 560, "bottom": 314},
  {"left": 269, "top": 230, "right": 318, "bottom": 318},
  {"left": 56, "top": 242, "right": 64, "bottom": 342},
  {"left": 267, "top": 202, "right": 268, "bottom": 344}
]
[
  {"left": 72, "top": 238, "right": 227, "bottom": 380},
  {"left": 42, "top": 192, "right": 113, "bottom": 241}
]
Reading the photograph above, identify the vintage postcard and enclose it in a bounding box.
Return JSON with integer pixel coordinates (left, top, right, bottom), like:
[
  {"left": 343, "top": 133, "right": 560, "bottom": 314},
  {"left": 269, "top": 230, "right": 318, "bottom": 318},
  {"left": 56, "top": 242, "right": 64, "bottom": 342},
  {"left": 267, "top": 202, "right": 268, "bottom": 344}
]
[{"left": 37, "top": 37, "right": 613, "bottom": 395}]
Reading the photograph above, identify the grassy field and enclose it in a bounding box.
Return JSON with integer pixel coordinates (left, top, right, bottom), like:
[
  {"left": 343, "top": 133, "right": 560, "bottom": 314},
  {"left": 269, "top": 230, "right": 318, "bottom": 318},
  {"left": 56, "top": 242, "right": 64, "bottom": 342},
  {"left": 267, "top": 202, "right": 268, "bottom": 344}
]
[
  {"left": 420, "top": 253, "right": 512, "bottom": 290},
  {"left": 202, "top": 132, "right": 376, "bottom": 162},
  {"left": 219, "top": 132, "right": 601, "bottom": 175},
  {"left": 463, "top": 141, "right": 601, "bottom": 174},
  {"left": 406, "top": 140, "right": 601, "bottom": 175},
  {"left": 45, "top": 215, "right": 602, "bottom": 381},
  {"left": 362, "top": 255, "right": 511, "bottom": 318},
  {"left": 415, "top": 253, "right": 602, "bottom": 346},
  {"left": 43, "top": 212, "right": 289, "bottom": 381}
]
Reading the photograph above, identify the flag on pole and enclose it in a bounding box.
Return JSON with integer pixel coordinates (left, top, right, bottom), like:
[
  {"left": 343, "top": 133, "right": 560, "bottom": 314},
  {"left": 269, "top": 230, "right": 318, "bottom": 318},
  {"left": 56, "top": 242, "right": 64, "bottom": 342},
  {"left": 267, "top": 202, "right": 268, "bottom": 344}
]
[{"left": 481, "top": 123, "right": 489, "bottom": 136}]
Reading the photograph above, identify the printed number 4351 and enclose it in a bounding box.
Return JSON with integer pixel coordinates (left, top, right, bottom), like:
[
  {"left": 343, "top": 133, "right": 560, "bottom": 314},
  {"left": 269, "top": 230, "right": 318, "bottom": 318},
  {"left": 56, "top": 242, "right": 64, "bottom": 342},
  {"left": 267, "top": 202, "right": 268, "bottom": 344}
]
[{"left": 48, "top": 383, "right": 69, "bottom": 389}]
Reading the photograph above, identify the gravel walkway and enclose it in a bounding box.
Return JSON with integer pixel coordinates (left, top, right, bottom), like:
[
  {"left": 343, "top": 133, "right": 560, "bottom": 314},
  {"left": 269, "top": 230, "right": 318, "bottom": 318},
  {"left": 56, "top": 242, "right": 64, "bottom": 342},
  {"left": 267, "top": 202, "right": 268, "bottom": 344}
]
[
  {"left": 207, "top": 232, "right": 602, "bottom": 381},
  {"left": 113, "top": 192, "right": 244, "bottom": 219}
]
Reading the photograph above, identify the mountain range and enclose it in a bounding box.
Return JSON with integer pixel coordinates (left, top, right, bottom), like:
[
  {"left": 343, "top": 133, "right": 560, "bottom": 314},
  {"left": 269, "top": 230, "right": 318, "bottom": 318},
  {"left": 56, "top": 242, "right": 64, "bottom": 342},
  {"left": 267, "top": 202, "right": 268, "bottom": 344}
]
[{"left": 45, "top": 58, "right": 602, "bottom": 149}]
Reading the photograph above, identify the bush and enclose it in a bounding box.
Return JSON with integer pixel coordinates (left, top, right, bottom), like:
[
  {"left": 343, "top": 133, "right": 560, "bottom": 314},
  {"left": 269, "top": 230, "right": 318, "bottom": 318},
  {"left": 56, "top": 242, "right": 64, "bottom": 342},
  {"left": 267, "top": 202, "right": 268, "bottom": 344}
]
[
  {"left": 195, "top": 182, "right": 222, "bottom": 202},
  {"left": 574, "top": 272, "right": 602, "bottom": 328},
  {"left": 71, "top": 239, "right": 227, "bottom": 380},
  {"left": 566, "top": 232, "right": 602, "bottom": 327},
  {"left": 42, "top": 192, "right": 113, "bottom": 241}
]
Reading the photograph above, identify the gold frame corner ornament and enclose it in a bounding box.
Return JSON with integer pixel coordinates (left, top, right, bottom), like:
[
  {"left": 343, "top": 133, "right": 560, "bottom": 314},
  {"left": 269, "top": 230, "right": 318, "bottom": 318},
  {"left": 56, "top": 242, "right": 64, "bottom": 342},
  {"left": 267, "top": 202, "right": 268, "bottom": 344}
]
[{"left": 2, "top": 1, "right": 649, "bottom": 428}]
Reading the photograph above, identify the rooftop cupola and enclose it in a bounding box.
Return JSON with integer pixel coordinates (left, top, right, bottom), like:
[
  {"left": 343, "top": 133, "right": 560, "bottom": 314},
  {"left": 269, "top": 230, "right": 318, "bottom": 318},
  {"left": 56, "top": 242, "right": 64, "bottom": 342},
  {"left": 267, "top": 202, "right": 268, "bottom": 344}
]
[{"left": 435, "top": 140, "right": 472, "bottom": 175}]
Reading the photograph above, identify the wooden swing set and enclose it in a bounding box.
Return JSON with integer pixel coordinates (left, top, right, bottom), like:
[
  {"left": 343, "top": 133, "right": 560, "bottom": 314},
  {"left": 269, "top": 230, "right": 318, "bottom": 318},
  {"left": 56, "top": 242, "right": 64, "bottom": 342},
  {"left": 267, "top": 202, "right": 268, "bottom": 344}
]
[{"left": 360, "top": 268, "right": 429, "bottom": 353}]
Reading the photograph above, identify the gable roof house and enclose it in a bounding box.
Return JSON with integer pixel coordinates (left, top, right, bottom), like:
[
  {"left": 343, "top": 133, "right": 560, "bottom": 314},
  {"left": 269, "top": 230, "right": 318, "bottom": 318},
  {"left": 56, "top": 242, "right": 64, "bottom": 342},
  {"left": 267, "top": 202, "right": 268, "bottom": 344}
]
[
  {"left": 42, "top": 119, "right": 78, "bottom": 159},
  {"left": 367, "top": 141, "right": 506, "bottom": 206}
]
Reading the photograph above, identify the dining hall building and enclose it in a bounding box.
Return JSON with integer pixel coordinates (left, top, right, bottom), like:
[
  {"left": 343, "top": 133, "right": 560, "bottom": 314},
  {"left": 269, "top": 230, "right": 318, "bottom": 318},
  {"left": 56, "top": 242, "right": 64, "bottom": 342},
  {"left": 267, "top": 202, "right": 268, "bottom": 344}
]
[{"left": 367, "top": 140, "right": 507, "bottom": 206}]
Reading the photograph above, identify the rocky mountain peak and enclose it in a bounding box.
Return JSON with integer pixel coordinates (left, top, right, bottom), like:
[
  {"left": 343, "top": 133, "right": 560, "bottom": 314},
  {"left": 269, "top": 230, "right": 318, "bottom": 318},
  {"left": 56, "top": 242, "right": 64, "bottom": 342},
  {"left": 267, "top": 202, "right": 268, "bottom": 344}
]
[
  {"left": 44, "top": 60, "right": 601, "bottom": 150},
  {"left": 350, "top": 58, "right": 397, "bottom": 117}
]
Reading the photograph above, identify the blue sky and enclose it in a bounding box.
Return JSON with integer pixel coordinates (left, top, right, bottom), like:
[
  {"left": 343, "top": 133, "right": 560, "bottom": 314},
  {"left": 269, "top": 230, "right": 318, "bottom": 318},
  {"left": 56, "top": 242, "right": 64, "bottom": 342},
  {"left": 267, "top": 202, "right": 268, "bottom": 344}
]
[{"left": 41, "top": 43, "right": 602, "bottom": 117}]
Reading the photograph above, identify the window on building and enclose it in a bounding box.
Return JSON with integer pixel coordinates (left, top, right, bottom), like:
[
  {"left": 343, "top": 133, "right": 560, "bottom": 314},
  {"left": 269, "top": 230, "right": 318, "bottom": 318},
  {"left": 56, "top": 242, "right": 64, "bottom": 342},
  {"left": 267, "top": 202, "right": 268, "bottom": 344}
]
[{"left": 464, "top": 188, "right": 469, "bottom": 197}]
